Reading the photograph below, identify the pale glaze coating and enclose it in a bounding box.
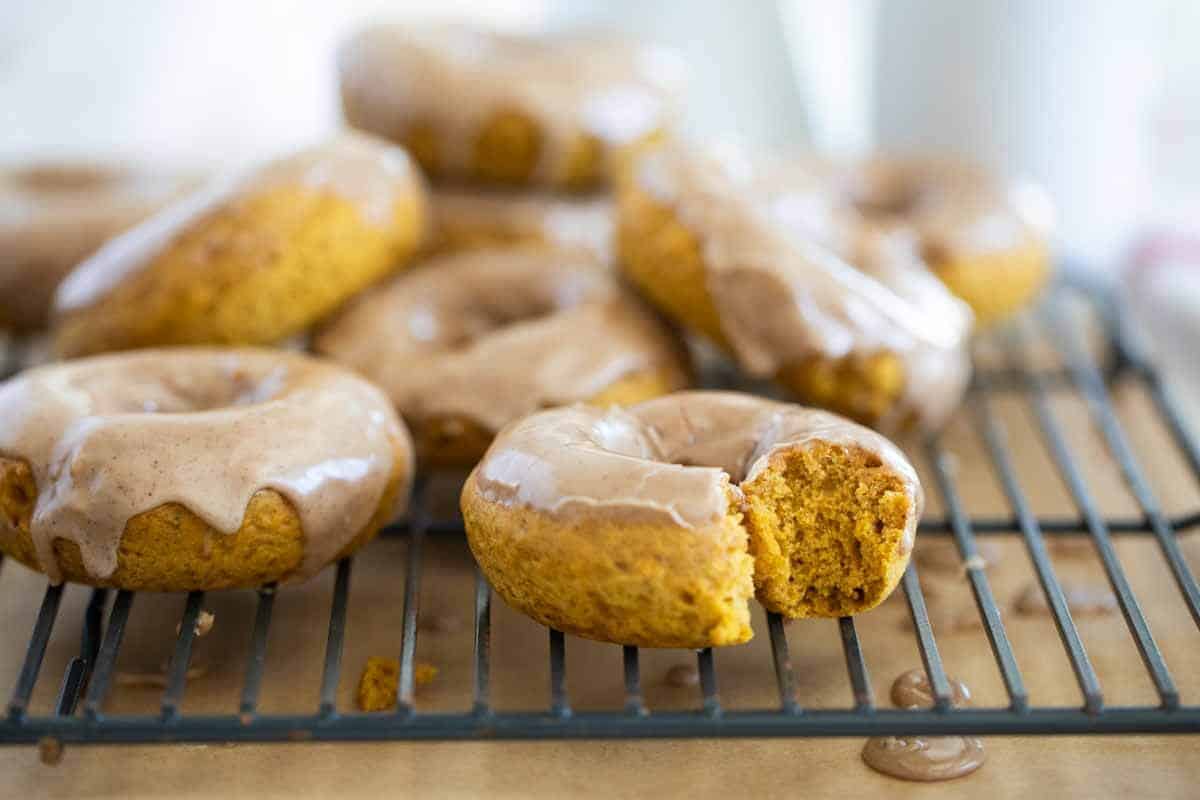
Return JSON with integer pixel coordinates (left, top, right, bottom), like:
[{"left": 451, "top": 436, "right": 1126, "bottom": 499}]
[
  {"left": 0, "top": 163, "right": 191, "bottom": 329},
  {"left": 634, "top": 144, "right": 974, "bottom": 429},
  {"left": 338, "top": 24, "right": 685, "bottom": 184},
  {"left": 470, "top": 391, "right": 921, "bottom": 539},
  {"left": 0, "top": 348, "right": 412, "bottom": 584},
  {"left": 54, "top": 133, "right": 425, "bottom": 315},
  {"left": 826, "top": 155, "right": 1053, "bottom": 265},
  {"left": 314, "top": 247, "right": 686, "bottom": 435},
  {"left": 431, "top": 186, "right": 613, "bottom": 261}
]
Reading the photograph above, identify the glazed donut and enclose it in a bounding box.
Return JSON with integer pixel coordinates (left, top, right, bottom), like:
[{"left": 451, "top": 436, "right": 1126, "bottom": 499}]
[
  {"left": 462, "top": 391, "right": 921, "bottom": 648},
  {"left": 616, "top": 143, "right": 972, "bottom": 431},
  {"left": 0, "top": 163, "right": 191, "bottom": 331},
  {"left": 429, "top": 186, "right": 612, "bottom": 262},
  {"left": 52, "top": 133, "right": 429, "bottom": 358},
  {"left": 338, "top": 24, "right": 684, "bottom": 190},
  {"left": 314, "top": 246, "right": 689, "bottom": 466},
  {"left": 820, "top": 156, "right": 1053, "bottom": 325},
  {"left": 0, "top": 348, "right": 414, "bottom": 591}
]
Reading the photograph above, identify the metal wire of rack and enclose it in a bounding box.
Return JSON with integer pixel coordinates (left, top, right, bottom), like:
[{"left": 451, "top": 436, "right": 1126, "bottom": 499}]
[{"left": 2, "top": 277, "right": 1199, "bottom": 749}]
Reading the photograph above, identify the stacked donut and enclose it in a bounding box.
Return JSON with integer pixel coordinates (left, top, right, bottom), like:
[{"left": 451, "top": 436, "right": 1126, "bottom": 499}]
[
  {"left": 0, "top": 24, "right": 1053, "bottom": 648},
  {"left": 1, "top": 135, "right": 429, "bottom": 589}
]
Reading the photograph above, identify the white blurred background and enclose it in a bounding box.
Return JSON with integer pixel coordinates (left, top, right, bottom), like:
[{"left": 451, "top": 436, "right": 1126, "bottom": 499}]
[{"left": 1, "top": 0, "right": 1198, "bottom": 274}]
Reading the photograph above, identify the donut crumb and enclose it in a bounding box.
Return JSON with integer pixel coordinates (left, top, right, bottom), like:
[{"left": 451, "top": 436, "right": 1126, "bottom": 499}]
[
  {"left": 664, "top": 663, "right": 700, "bottom": 688},
  {"left": 175, "top": 609, "right": 215, "bottom": 638},
  {"left": 744, "top": 443, "right": 910, "bottom": 617},
  {"left": 356, "top": 656, "right": 438, "bottom": 712},
  {"left": 38, "top": 736, "right": 64, "bottom": 766}
]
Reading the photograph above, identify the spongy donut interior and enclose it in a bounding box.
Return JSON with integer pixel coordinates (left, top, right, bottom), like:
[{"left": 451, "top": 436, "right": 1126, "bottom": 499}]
[{"left": 743, "top": 442, "right": 912, "bottom": 618}]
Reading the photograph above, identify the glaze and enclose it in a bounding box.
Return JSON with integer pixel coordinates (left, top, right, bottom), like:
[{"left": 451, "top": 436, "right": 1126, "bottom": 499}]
[{"left": 472, "top": 391, "right": 921, "bottom": 536}]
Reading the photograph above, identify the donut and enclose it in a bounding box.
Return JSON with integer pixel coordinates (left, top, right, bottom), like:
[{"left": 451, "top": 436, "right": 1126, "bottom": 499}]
[
  {"left": 0, "top": 348, "right": 414, "bottom": 590},
  {"left": 616, "top": 144, "right": 973, "bottom": 431},
  {"left": 821, "top": 156, "right": 1053, "bottom": 325},
  {"left": 429, "top": 186, "right": 612, "bottom": 262},
  {"left": 314, "top": 246, "right": 689, "bottom": 467},
  {"left": 461, "top": 392, "right": 921, "bottom": 648},
  {"left": 52, "top": 134, "right": 429, "bottom": 358},
  {"left": 0, "top": 163, "right": 191, "bottom": 331},
  {"left": 338, "top": 24, "right": 685, "bottom": 190}
]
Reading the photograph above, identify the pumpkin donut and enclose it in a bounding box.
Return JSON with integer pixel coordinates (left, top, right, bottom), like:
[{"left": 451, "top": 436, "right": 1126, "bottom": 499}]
[
  {"left": 462, "top": 391, "right": 921, "bottom": 648},
  {"left": 0, "top": 348, "right": 414, "bottom": 591},
  {"left": 314, "top": 246, "right": 689, "bottom": 467},
  {"left": 616, "top": 143, "right": 973, "bottom": 431},
  {"left": 816, "top": 155, "right": 1054, "bottom": 325},
  {"left": 338, "top": 24, "right": 684, "bottom": 190},
  {"left": 52, "top": 133, "right": 428, "bottom": 358},
  {"left": 0, "top": 162, "right": 191, "bottom": 331}
]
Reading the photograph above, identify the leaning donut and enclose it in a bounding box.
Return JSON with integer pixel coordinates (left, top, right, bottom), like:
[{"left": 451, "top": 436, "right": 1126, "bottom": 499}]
[
  {"left": 52, "top": 133, "right": 428, "bottom": 357},
  {"left": 617, "top": 143, "right": 973, "bottom": 431}
]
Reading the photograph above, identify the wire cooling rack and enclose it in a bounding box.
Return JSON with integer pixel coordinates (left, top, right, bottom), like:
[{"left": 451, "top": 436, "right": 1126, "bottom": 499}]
[{"left": 1, "top": 275, "right": 1199, "bottom": 749}]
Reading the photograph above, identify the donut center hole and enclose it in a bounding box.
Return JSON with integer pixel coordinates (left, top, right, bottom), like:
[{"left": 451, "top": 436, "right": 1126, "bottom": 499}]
[
  {"left": 13, "top": 165, "right": 120, "bottom": 193},
  {"left": 417, "top": 269, "right": 606, "bottom": 350},
  {"left": 442, "top": 296, "right": 562, "bottom": 348},
  {"left": 75, "top": 364, "right": 287, "bottom": 414},
  {"left": 850, "top": 176, "right": 922, "bottom": 219}
]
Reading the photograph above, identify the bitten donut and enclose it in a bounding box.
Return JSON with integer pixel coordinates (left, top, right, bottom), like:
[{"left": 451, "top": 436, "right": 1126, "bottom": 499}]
[
  {"left": 429, "top": 186, "right": 612, "bottom": 261},
  {"left": 819, "top": 156, "right": 1053, "bottom": 325},
  {"left": 0, "top": 349, "right": 414, "bottom": 591},
  {"left": 338, "top": 24, "right": 684, "bottom": 190},
  {"left": 617, "top": 144, "right": 973, "bottom": 431},
  {"left": 52, "top": 134, "right": 428, "bottom": 358},
  {"left": 315, "top": 246, "right": 689, "bottom": 466},
  {"left": 462, "top": 392, "right": 921, "bottom": 648},
  {"left": 0, "top": 163, "right": 191, "bottom": 331}
]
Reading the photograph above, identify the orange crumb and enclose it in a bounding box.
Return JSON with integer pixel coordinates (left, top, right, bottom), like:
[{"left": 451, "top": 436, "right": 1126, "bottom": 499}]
[{"left": 356, "top": 656, "right": 438, "bottom": 712}]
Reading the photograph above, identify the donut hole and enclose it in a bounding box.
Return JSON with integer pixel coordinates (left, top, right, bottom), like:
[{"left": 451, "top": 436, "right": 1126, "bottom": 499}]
[
  {"left": 13, "top": 164, "right": 121, "bottom": 193},
  {"left": 439, "top": 293, "right": 565, "bottom": 349},
  {"left": 400, "top": 253, "right": 611, "bottom": 353},
  {"left": 68, "top": 360, "right": 290, "bottom": 415},
  {"left": 849, "top": 169, "right": 923, "bottom": 220},
  {"left": 742, "top": 441, "right": 911, "bottom": 617}
]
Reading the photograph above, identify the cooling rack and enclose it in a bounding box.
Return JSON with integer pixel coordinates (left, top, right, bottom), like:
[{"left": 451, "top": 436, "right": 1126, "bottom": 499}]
[{"left": 1, "top": 275, "right": 1198, "bottom": 751}]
